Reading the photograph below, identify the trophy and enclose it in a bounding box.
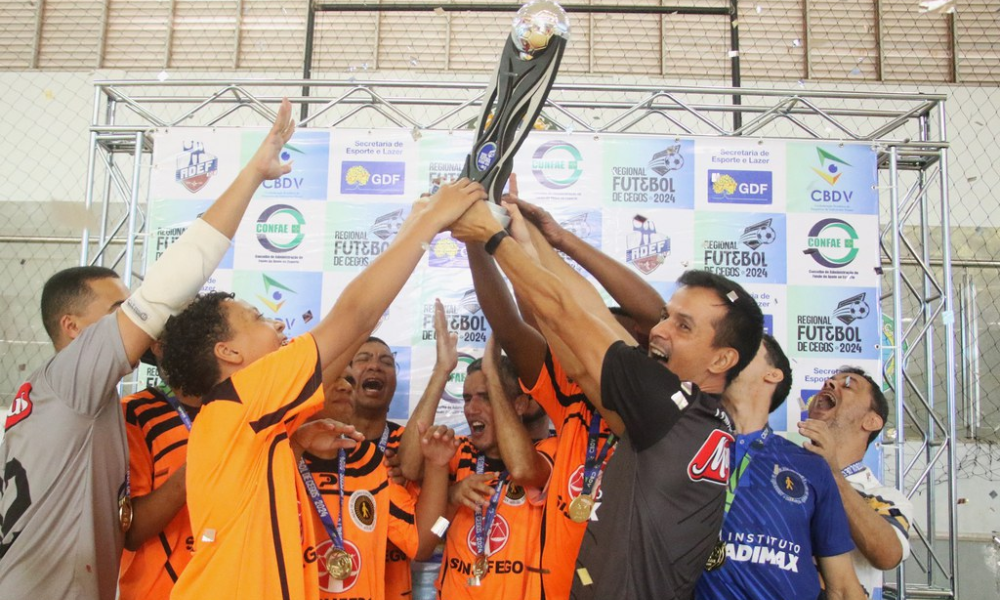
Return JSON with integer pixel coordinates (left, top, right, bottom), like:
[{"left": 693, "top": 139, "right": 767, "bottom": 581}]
[{"left": 460, "top": 1, "right": 570, "bottom": 226}]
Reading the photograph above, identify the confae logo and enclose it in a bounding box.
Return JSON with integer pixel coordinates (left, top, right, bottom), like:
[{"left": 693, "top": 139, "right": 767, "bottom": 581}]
[
  {"left": 255, "top": 204, "right": 305, "bottom": 253},
  {"left": 532, "top": 141, "right": 583, "bottom": 189},
  {"left": 803, "top": 217, "right": 859, "bottom": 268}
]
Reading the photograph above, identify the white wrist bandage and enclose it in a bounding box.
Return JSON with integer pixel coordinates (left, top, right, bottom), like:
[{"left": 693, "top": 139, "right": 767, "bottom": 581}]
[{"left": 122, "top": 218, "right": 231, "bottom": 338}]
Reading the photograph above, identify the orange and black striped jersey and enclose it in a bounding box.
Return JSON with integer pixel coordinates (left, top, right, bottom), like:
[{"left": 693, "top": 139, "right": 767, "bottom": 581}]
[
  {"left": 523, "top": 350, "right": 616, "bottom": 600},
  {"left": 171, "top": 335, "right": 325, "bottom": 600},
  {"left": 118, "top": 387, "right": 199, "bottom": 600},
  {"left": 436, "top": 438, "right": 552, "bottom": 600},
  {"left": 379, "top": 422, "right": 413, "bottom": 600},
  {"left": 302, "top": 438, "right": 419, "bottom": 600}
]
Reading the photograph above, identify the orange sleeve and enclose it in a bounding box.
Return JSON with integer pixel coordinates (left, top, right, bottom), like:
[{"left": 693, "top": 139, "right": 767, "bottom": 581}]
[
  {"left": 227, "top": 334, "right": 324, "bottom": 434},
  {"left": 529, "top": 437, "right": 559, "bottom": 507},
  {"left": 386, "top": 481, "right": 419, "bottom": 559},
  {"left": 123, "top": 397, "right": 154, "bottom": 498},
  {"left": 521, "top": 349, "right": 583, "bottom": 434}
]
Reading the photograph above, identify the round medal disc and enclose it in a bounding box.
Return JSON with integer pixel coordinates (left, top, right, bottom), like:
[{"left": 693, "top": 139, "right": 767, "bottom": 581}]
[
  {"left": 325, "top": 548, "right": 353, "bottom": 580},
  {"left": 568, "top": 494, "right": 595, "bottom": 523},
  {"left": 704, "top": 540, "right": 727, "bottom": 571},
  {"left": 118, "top": 497, "right": 133, "bottom": 532},
  {"left": 473, "top": 553, "right": 489, "bottom": 579}
]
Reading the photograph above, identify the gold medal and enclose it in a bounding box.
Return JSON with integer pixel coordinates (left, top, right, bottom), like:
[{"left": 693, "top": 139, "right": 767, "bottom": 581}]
[
  {"left": 118, "top": 496, "right": 133, "bottom": 532},
  {"left": 568, "top": 494, "right": 595, "bottom": 523},
  {"left": 472, "top": 553, "right": 489, "bottom": 579},
  {"left": 704, "top": 540, "right": 727, "bottom": 571},
  {"left": 324, "top": 548, "right": 353, "bottom": 580}
]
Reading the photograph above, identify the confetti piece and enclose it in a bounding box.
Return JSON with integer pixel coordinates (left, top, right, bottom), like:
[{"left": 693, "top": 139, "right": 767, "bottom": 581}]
[
  {"left": 728, "top": 50, "right": 739, "bottom": 58},
  {"left": 681, "top": 381, "right": 693, "bottom": 395},
  {"left": 671, "top": 391, "right": 689, "bottom": 410},
  {"left": 919, "top": 0, "right": 955, "bottom": 14},
  {"left": 577, "top": 568, "right": 593, "bottom": 586},
  {"left": 201, "top": 528, "right": 216, "bottom": 543},
  {"left": 726, "top": 291, "right": 739, "bottom": 302},
  {"left": 791, "top": 38, "right": 802, "bottom": 48}
]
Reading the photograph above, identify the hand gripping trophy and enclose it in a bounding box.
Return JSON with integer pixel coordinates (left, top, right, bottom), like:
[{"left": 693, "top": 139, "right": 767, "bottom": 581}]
[{"left": 460, "top": 1, "right": 570, "bottom": 226}]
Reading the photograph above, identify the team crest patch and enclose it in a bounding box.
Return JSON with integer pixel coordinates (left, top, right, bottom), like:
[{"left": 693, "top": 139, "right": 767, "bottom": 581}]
[
  {"left": 5, "top": 383, "right": 33, "bottom": 430},
  {"left": 687, "top": 429, "right": 734, "bottom": 485},
  {"left": 772, "top": 464, "right": 809, "bottom": 504},
  {"left": 349, "top": 490, "right": 377, "bottom": 532},
  {"left": 504, "top": 483, "right": 526, "bottom": 506}
]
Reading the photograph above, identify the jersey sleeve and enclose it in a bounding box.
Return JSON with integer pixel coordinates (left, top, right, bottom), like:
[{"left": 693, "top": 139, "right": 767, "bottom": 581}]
[
  {"left": 810, "top": 463, "right": 857, "bottom": 558},
  {"left": 221, "top": 334, "right": 324, "bottom": 434},
  {"left": 45, "top": 313, "right": 132, "bottom": 416},
  {"left": 386, "top": 481, "right": 419, "bottom": 559},
  {"left": 600, "top": 340, "right": 684, "bottom": 451},
  {"left": 528, "top": 436, "right": 558, "bottom": 506},
  {"left": 861, "top": 485, "right": 913, "bottom": 561},
  {"left": 123, "top": 398, "right": 154, "bottom": 498},
  {"left": 521, "top": 349, "right": 569, "bottom": 431}
]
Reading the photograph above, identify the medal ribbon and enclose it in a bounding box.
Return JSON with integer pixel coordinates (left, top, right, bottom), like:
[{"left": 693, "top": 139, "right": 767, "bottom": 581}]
[
  {"left": 157, "top": 383, "right": 193, "bottom": 431},
  {"left": 296, "top": 449, "right": 346, "bottom": 552},
  {"left": 723, "top": 426, "right": 772, "bottom": 516},
  {"left": 580, "top": 412, "right": 617, "bottom": 498},
  {"left": 841, "top": 461, "right": 866, "bottom": 478},
  {"left": 377, "top": 424, "right": 391, "bottom": 454},
  {"left": 474, "top": 455, "right": 509, "bottom": 560}
]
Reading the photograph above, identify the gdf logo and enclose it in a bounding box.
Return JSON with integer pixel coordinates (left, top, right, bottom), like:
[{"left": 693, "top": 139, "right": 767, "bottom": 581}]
[
  {"left": 708, "top": 170, "right": 773, "bottom": 205},
  {"left": 255, "top": 204, "right": 305, "bottom": 253},
  {"left": 442, "top": 353, "right": 477, "bottom": 403},
  {"left": 803, "top": 218, "right": 859, "bottom": 268},
  {"left": 317, "top": 539, "right": 361, "bottom": 592},
  {"left": 465, "top": 514, "right": 510, "bottom": 557},
  {"left": 532, "top": 141, "right": 583, "bottom": 189},
  {"left": 341, "top": 161, "right": 406, "bottom": 195}
]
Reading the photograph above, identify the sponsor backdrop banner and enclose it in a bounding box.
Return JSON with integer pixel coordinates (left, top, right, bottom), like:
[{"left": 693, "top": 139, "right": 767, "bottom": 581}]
[{"left": 146, "top": 129, "right": 882, "bottom": 465}]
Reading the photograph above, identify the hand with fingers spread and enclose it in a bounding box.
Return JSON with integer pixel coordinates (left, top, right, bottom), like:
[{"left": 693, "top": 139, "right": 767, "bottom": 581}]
[
  {"left": 419, "top": 421, "right": 461, "bottom": 470},
  {"left": 423, "top": 177, "right": 488, "bottom": 232},
  {"left": 449, "top": 471, "right": 500, "bottom": 512},
  {"left": 510, "top": 194, "right": 566, "bottom": 249},
  {"left": 291, "top": 419, "right": 365, "bottom": 456},
  {"left": 434, "top": 298, "right": 459, "bottom": 374},
  {"left": 798, "top": 418, "right": 840, "bottom": 470},
  {"left": 248, "top": 97, "right": 297, "bottom": 181}
]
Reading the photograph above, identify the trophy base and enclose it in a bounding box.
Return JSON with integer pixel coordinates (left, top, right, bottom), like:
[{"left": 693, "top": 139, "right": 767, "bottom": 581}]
[{"left": 487, "top": 201, "right": 511, "bottom": 230}]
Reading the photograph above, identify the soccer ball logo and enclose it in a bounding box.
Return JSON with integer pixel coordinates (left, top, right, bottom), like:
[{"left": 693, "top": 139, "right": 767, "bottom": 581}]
[
  {"left": 833, "top": 293, "right": 870, "bottom": 325},
  {"left": 740, "top": 219, "right": 777, "bottom": 250},
  {"left": 648, "top": 145, "right": 684, "bottom": 176}
]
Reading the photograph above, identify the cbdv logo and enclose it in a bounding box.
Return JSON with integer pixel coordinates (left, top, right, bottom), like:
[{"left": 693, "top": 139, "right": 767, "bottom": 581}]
[
  {"left": 175, "top": 141, "right": 218, "bottom": 193},
  {"left": 532, "top": 141, "right": 583, "bottom": 189},
  {"left": 707, "top": 170, "right": 772, "bottom": 205},
  {"left": 341, "top": 162, "right": 406, "bottom": 195},
  {"left": 810, "top": 148, "right": 853, "bottom": 203},
  {"left": 802, "top": 218, "right": 859, "bottom": 268}
]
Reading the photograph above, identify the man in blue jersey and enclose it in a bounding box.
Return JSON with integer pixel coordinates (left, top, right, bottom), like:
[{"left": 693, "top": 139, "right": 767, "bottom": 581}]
[{"left": 696, "top": 335, "right": 866, "bottom": 600}]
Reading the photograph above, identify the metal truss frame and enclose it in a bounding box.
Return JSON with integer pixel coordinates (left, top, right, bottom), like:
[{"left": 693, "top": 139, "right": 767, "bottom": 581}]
[{"left": 81, "top": 79, "right": 955, "bottom": 599}]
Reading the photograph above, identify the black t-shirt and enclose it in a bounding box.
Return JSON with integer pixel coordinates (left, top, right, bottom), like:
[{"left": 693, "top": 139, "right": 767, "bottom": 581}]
[{"left": 570, "top": 341, "right": 735, "bottom": 600}]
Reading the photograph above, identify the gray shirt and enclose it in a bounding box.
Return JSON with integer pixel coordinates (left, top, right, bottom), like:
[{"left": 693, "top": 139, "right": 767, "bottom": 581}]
[{"left": 0, "top": 313, "right": 131, "bottom": 600}]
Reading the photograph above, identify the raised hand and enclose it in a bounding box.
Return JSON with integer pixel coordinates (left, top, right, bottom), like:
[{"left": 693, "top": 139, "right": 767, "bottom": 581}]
[
  {"left": 449, "top": 472, "right": 500, "bottom": 512},
  {"left": 510, "top": 195, "right": 565, "bottom": 248},
  {"left": 248, "top": 98, "right": 296, "bottom": 181},
  {"left": 419, "top": 421, "right": 461, "bottom": 469},
  {"left": 425, "top": 177, "right": 488, "bottom": 231},
  {"left": 434, "top": 298, "right": 459, "bottom": 373},
  {"left": 382, "top": 448, "right": 407, "bottom": 486},
  {"left": 798, "top": 418, "right": 840, "bottom": 471},
  {"left": 481, "top": 335, "right": 501, "bottom": 382}
]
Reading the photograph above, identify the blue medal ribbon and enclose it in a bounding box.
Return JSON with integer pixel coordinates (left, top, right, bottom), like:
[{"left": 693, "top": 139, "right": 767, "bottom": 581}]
[
  {"left": 297, "top": 450, "right": 346, "bottom": 553},
  {"left": 579, "top": 412, "right": 617, "bottom": 498},
  {"left": 474, "top": 455, "right": 509, "bottom": 560},
  {"left": 377, "top": 424, "right": 391, "bottom": 454},
  {"left": 841, "top": 461, "right": 866, "bottom": 478},
  {"left": 157, "top": 383, "right": 193, "bottom": 431},
  {"left": 724, "top": 425, "right": 772, "bottom": 516}
]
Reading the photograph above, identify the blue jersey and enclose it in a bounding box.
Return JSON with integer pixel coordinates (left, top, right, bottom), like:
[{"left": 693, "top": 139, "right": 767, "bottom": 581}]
[{"left": 695, "top": 430, "right": 854, "bottom": 600}]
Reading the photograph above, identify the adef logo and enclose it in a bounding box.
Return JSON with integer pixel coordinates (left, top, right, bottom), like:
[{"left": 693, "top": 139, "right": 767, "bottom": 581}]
[
  {"left": 625, "top": 214, "right": 670, "bottom": 275},
  {"left": 175, "top": 141, "right": 218, "bottom": 193}
]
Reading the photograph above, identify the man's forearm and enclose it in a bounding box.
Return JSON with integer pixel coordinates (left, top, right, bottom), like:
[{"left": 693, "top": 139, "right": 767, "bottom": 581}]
[
  {"left": 414, "top": 464, "right": 450, "bottom": 560},
  {"left": 398, "top": 366, "right": 451, "bottom": 481},
  {"left": 835, "top": 472, "right": 904, "bottom": 570},
  {"left": 124, "top": 466, "right": 187, "bottom": 551},
  {"left": 487, "top": 377, "right": 549, "bottom": 490}
]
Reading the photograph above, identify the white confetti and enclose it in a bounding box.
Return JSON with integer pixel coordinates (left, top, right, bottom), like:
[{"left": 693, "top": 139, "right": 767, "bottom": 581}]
[
  {"left": 671, "top": 391, "right": 689, "bottom": 410},
  {"left": 157, "top": 70, "right": 168, "bottom": 82},
  {"left": 918, "top": 0, "right": 955, "bottom": 14},
  {"left": 726, "top": 291, "right": 739, "bottom": 302},
  {"left": 201, "top": 528, "right": 216, "bottom": 543},
  {"left": 791, "top": 38, "right": 802, "bottom": 48}
]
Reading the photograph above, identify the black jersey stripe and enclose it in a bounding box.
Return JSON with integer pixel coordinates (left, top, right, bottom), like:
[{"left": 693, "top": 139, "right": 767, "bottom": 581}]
[
  {"left": 158, "top": 532, "right": 179, "bottom": 582},
  {"left": 267, "top": 433, "right": 292, "bottom": 600},
  {"left": 389, "top": 501, "right": 415, "bottom": 524},
  {"left": 250, "top": 347, "right": 322, "bottom": 433},
  {"left": 152, "top": 439, "right": 188, "bottom": 464},
  {"left": 145, "top": 415, "right": 187, "bottom": 448}
]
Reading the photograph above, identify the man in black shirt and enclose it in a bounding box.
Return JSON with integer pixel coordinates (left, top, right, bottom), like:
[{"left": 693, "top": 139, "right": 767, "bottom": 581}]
[{"left": 450, "top": 200, "right": 764, "bottom": 600}]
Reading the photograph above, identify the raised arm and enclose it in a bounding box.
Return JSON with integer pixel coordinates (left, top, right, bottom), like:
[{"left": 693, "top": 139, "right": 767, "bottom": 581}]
[
  {"left": 398, "top": 299, "right": 457, "bottom": 481},
  {"left": 482, "top": 337, "right": 550, "bottom": 490},
  {"left": 310, "top": 179, "right": 486, "bottom": 377},
  {"left": 515, "top": 197, "right": 663, "bottom": 336},
  {"left": 117, "top": 99, "right": 298, "bottom": 365},
  {"left": 451, "top": 200, "right": 626, "bottom": 435},
  {"left": 414, "top": 423, "right": 460, "bottom": 560}
]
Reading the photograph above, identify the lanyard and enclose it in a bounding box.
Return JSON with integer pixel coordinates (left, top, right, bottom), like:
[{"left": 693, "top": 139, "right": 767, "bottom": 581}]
[
  {"left": 841, "top": 461, "right": 866, "bottom": 478},
  {"left": 723, "top": 426, "right": 771, "bottom": 516},
  {"left": 580, "top": 412, "right": 616, "bottom": 498},
  {"left": 157, "top": 383, "right": 193, "bottom": 431},
  {"left": 473, "top": 455, "right": 508, "bottom": 558},
  {"left": 377, "top": 424, "right": 390, "bottom": 454},
  {"left": 297, "top": 450, "right": 346, "bottom": 553}
]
